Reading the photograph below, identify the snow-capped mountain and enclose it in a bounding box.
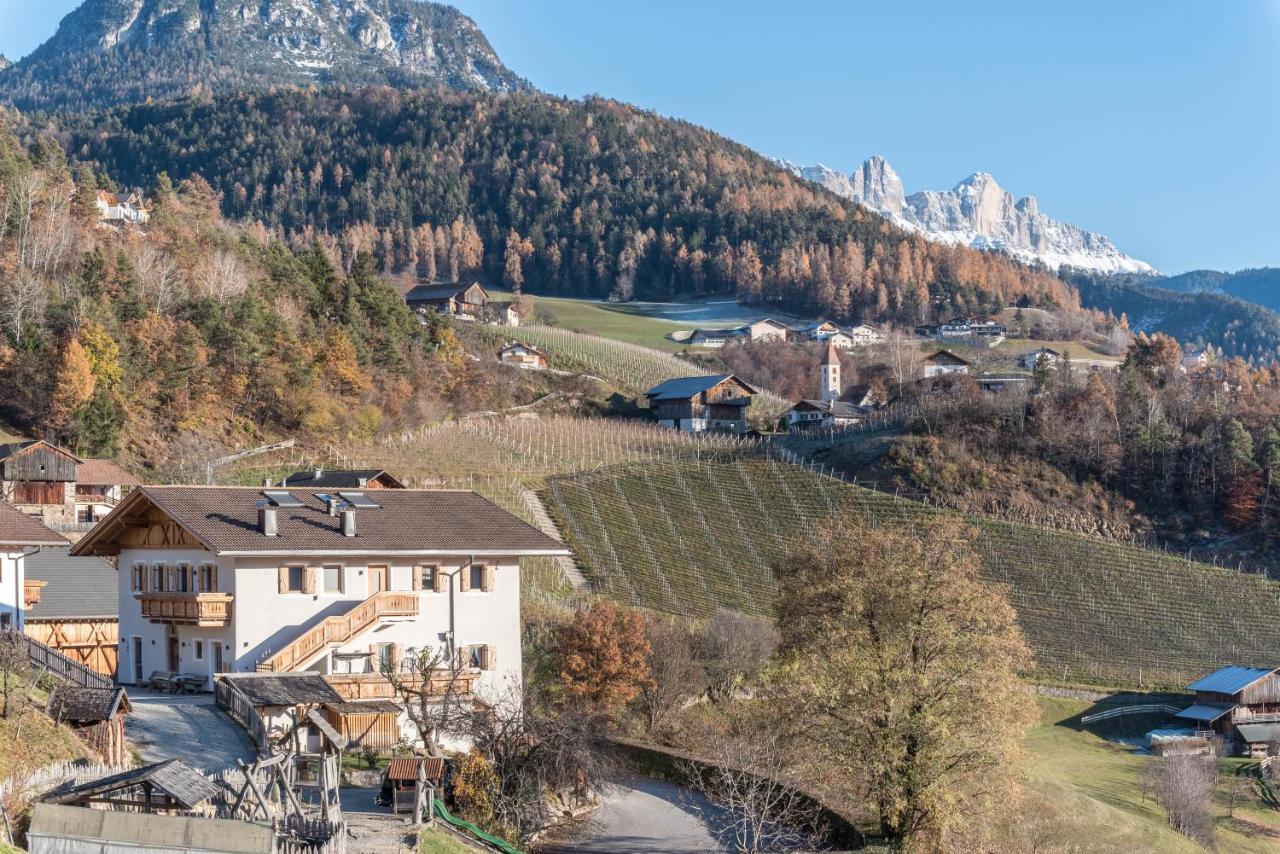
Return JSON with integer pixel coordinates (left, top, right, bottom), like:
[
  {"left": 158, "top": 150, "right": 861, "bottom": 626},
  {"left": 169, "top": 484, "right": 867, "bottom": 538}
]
[
  {"left": 782, "top": 156, "right": 1155, "bottom": 275},
  {"left": 0, "top": 0, "right": 527, "bottom": 112}
]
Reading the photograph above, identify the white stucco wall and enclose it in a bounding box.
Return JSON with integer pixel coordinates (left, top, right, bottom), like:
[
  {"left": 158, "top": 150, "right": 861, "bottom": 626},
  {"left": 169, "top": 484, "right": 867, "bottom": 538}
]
[
  {"left": 0, "top": 549, "right": 26, "bottom": 629},
  {"left": 116, "top": 548, "right": 525, "bottom": 705}
]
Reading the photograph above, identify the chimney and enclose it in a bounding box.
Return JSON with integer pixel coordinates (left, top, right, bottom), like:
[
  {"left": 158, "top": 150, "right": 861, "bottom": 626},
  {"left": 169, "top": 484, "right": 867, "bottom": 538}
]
[
  {"left": 259, "top": 506, "right": 278, "bottom": 537},
  {"left": 341, "top": 509, "right": 356, "bottom": 537},
  {"left": 314, "top": 467, "right": 323, "bottom": 480},
  {"left": 262, "top": 477, "right": 273, "bottom": 488},
  {"left": 326, "top": 496, "right": 339, "bottom": 517}
]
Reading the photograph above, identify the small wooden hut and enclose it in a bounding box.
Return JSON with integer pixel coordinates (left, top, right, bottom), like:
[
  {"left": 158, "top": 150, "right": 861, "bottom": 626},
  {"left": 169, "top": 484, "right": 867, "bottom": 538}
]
[
  {"left": 46, "top": 685, "right": 131, "bottom": 764},
  {"left": 321, "top": 700, "right": 402, "bottom": 750}
]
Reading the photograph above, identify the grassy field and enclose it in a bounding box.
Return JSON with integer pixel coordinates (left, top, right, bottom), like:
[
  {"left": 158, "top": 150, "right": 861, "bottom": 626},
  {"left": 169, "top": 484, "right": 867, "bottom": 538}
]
[
  {"left": 501, "top": 292, "right": 693, "bottom": 352},
  {"left": 545, "top": 455, "right": 1280, "bottom": 688},
  {"left": 1026, "top": 697, "right": 1280, "bottom": 852}
]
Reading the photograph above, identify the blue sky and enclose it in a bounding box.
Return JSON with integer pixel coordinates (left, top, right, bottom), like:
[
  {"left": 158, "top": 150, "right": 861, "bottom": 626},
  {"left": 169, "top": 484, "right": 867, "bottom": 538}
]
[{"left": 3, "top": 0, "right": 1279, "bottom": 274}]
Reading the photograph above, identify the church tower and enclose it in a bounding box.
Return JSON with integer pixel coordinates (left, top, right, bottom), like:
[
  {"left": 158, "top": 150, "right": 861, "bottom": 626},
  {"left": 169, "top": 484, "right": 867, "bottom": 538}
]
[{"left": 820, "top": 339, "right": 841, "bottom": 403}]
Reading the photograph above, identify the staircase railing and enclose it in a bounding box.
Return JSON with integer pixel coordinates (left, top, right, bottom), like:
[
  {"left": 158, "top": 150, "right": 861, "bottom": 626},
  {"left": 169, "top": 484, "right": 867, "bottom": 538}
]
[{"left": 256, "top": 591, "right": 419, "bottom": 673}]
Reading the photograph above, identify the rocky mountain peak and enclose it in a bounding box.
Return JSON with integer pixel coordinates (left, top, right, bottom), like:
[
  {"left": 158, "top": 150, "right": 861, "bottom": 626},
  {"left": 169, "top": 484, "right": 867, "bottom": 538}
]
[
  {"left": 793, "top": 155, "right": 1154, "bottom": 275},
  {"left": 0, "top": 0, "right": 528, "bottom": 112}
]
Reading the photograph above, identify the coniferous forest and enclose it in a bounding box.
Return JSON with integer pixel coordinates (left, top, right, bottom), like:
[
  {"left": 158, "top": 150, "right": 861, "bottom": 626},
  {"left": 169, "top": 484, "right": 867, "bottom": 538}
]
[{"left": 37, "top": 88, "right": 1076, "bottom": 323}]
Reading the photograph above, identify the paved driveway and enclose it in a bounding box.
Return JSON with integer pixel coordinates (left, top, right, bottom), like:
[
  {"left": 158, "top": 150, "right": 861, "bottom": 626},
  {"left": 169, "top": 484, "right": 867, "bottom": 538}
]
[
  {"left": 538, "top": 775, "right": 733, "bottom": 853},
  {"left": 126, "top": 693, "right": 257, "bottom": 771}
]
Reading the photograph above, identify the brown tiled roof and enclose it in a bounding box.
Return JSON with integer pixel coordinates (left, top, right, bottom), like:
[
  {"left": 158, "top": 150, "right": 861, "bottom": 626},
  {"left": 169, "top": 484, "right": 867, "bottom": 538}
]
[
  {"left": 76, "top": 459, "right": 141, "bottom": 486},
  {"left": 0, "top": 502, "right": 68, "bottom": 547},
  {"left": 73, "top": 486, "right": 569, "bottom": 557},
  {"left": 220, "top": 674, "right": 343, "bottom": 706}
]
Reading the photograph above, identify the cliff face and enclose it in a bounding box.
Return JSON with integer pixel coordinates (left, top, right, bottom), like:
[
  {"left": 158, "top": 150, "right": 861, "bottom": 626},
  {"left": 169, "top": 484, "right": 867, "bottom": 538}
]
[
  {"left": 787, "top": 155, "right": 1154, "bottom": 275},
  {"left": 0, "top": 0, "right": 528, "bottom": 112}
]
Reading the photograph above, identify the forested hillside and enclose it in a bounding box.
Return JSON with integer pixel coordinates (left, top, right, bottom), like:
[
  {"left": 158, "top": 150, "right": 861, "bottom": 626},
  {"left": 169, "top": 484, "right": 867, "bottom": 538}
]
[
  {"left": 0, "top": 120, "right": 542, "bottom": 473},
  {"left": 41, "top": 88, "right": 1076, "bottom": 323},
  {"left": 1159, "top": 267, "right": 1280, "bottom": 314},
  {"left": 1071, "top": 272, "right": 1280, "bottom": 362}
]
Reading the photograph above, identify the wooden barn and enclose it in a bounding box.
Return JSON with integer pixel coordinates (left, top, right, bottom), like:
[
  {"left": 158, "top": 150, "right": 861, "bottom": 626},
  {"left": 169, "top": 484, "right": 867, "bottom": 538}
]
[
  {"left": 498, "top": 341, "right": 548, "bottom": 370},
  {"left": 46, "top": 685, "right": 132, "bottom": 764},
  {"left": 321, "top": 700, "right": 403, "bottom": 750},
  {"left": 644, "top": 375, "right": 759, "bottom": 434},
  {"left": 0, "top": 441, "right": 79, "bottom": 525},
  {"left": 404, "top": 282, "right": 491, "bottom": 320},
  {"left": 1176, "top": 665, "right": 1280, "bottom": 754},
  {"left": 24, "top": 547, "right": 120, "bottom": 676}
]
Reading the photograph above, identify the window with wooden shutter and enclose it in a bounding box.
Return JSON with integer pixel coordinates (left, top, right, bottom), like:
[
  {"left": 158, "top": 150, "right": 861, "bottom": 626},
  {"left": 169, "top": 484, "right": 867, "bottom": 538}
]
[
  {"left": 481, "top": 645, "right": 496, "bottom": 671},
  {"left": 303, "top": 566, "right": 317, "bottom": 595},
  {"left": 481, "top": 565, "right": 496, "bottom": 593},
  {"left": 278, "top": 566, "right": 289, "bottom": 594},
  {"left": 459, "top": 566, "right": 472, "bottom": 592},
  {"left": 433, "top": 568, "right": 448, "bottom": 594},
  {"left": 411, "top": 566, "right": 422, "bottom": 591}
]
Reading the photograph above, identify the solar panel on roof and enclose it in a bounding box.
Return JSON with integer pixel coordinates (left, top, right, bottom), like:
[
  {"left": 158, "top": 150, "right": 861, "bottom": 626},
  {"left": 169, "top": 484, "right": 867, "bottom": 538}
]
[
  {"left": 262, "top": 490, "right": 304, "bottom": 508},
  {"left": 338, "top": 491, "right": 379, "bottom": 508}
]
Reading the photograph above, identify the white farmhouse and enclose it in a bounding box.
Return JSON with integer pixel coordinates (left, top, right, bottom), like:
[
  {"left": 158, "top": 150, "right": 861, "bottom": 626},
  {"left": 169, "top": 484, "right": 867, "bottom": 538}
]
[
  {"left": 923, "top": 350, "right": 971, "bottom": 377},
  {"left": 71, "top": 487, "right": 569, "bottom": 714},
  {"left": 0, "top": 501, "right": 69, "bottom": 630},
  {"left": 95, "top": 191, "right": 152, "bottom": 225}
]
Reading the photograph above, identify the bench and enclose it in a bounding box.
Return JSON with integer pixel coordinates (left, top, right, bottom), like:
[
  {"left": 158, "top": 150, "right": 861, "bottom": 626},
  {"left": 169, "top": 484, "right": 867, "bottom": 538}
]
[
  {"left": 174, "top": 673, "right": 208, "bottom": 693},
  {"left": 144, "top": 671, "right": 178, "bottom": 692}
]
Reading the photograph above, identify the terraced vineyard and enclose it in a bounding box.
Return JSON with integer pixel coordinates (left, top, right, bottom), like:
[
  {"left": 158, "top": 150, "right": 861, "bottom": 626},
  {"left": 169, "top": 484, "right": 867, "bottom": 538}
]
[{"left": 546, "top": 457, "right": 1280, "bottom": 688}]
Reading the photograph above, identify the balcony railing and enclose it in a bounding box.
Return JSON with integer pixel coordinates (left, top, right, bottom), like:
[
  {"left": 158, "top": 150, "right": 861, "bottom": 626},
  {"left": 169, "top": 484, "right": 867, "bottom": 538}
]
[
  {"left": 23, "top": 580, "right": 46, "bottom": 609},
  {"left": 140, "top": 592, "right": 234, "bottom": 626},
  {"left": 1233, "top": 708, "right": 1280, "bottom": 724},
  {"left": 256, "top": 591, "right": 419, "bottom": 673},
  {"left": 324, "top": 669, "right": 476, "bottom": 701}
]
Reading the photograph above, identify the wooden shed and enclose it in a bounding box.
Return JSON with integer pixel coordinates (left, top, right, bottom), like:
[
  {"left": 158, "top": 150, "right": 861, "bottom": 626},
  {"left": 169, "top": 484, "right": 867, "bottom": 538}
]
[
  {"left": 46, "top": 685, "right": 132, "bottom": 765},
  {"left": 322, "top": 700, "right": 402, "bottom": 750}
]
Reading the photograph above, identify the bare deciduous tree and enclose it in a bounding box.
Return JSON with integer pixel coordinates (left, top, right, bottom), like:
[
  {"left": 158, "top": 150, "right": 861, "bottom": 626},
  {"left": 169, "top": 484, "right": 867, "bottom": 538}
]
[
  {"left": 681, "top": 723, "right": 824, "bottom": 854},
  {"left": 0, "top": 271, "right": 48, "bottom": 344},
  {"left": 380, "top": 643, "right": 472, "bottom": 757},
  {"left": 1144, "top": 752, "right": 1216, "bottom": 845},
  {"left": 639, "top": 614, "right": 703, "bottom": 734},
  {"left": 467, "top": 684, "right": 616, "bottom": 841},
  {"left": 132, "top": 243, "right": 182, "bottom": 313},
  {"left": 695, "top": 609, "right": 776, "bottom": 704},
  {"left": 199, "top": 248, "right": 250, "bottom": 301}
]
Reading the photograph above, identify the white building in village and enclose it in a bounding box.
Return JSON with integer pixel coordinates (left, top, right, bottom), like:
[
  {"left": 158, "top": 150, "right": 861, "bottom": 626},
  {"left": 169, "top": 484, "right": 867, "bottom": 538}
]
[
  {"left": 71, "top": 487, "right": 569, "bottom": 726},
  {"left": 0, "top": 502, "right": 69, "bottom": 630}
]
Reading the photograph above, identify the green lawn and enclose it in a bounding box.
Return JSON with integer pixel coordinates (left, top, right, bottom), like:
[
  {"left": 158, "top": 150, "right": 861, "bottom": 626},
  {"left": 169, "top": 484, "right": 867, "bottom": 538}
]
[
  {"left": 498, "top": 292, "right": 692, "bottom": 352},
  {"left": 419, "top": 827, "right": 483, "bottom": 853},
  {"left": 1026, "top": 697, "right": 1280, "bottom": 852}
]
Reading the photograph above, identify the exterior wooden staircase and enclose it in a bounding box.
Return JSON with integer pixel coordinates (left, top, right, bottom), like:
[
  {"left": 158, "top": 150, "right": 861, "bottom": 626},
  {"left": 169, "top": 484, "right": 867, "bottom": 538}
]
[{"left": 255, "top": 591, "right": 419, "bottom": 673}]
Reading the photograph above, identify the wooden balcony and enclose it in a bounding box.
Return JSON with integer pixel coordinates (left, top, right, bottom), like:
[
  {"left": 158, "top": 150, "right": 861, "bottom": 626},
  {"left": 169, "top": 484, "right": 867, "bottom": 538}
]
[
  {"left": 324, "top": 669, "right": 477, "bottom": 702},
  {"left": 23, "top": 580, "right": 46, "bottom": 609},
  {"left": 256, "top": 591, "right": 419, "bottom": 673},
  {"left": 140, "top": 592, "right": 233, "bottom": 627}
]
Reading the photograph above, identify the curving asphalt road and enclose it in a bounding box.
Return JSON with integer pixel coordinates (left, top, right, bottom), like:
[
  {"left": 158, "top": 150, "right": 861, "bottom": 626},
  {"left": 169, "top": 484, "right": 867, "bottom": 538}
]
[{"left": 538, "top": 775, "right": 734, "bottom": 853}]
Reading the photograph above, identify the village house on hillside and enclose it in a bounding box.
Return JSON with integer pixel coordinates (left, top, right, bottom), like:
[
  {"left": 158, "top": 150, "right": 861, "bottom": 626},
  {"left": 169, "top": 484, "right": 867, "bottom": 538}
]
[
  {"left": 404, "top": 281, "right": 517, "bottom": 326},
  {"left": 791, "top": 321, "right": 885, "bottom": 349},
  {"left": 1022, "top": 347, "right": 1063, "bottom": 371},
  {"left": 282, "top": 467, "right": 405, "bottom": 490},
  {"left": 498, "top": 341, "right": 549, "bottom": 370},
  {"left": 644, "top": 375, "right": 759, "bottom": 433},
  {"left": 1174, "top": 665, "right": 1280, "bottom": 756},
  {"left": 688, "top": 318, "right": 790, "bottom": 348},
  {"left": 0, "top": 440, "right": 138, "bottom": 530},
  {"left": 0, "top": 501, "right": 68, "bottom": 629},
  {"left": 72, "top": 486, "right": 569, "bottom": 742},
  {"left": 922, "top": 350, "right": 971, "bottom": 377},
  {"left": 95, "top": 190, "right": 152, "bottom": 225}
]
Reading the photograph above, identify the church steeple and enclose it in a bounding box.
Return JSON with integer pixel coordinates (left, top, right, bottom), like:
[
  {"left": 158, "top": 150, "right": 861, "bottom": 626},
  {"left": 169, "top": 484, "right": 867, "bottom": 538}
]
[{"left": 820, "top": 339, "right": 841, "bottom": 403}]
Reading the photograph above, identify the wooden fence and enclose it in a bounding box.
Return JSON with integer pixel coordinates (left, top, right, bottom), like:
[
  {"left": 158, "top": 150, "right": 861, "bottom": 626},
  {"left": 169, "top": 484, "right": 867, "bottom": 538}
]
[
  {"left": 216, "top": 677, "right": 270, "bottom": 753},
  {"left": 2, "top": 629, "right": 114, "bottom": 689},
  {"left": 1079, "top": 703, "right": 1183, "bottom": 724}
]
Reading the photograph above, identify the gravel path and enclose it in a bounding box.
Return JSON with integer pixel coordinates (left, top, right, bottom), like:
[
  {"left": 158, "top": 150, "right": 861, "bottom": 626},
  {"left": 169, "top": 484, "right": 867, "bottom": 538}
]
[
  {"left": 538, "top": 775, "right": 732, "bottom": 853},
  {"left": 125, "top": 693, "right": 256, "bottom": 771},
  {"left": 343, "top": 785, "right": 420, "bottom": 854}
]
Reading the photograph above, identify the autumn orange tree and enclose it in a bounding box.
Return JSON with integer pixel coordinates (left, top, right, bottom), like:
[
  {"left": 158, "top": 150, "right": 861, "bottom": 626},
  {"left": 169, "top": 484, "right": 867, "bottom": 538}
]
[{"left": 553, "top": 600, "right": 651, "bottom": 713}]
